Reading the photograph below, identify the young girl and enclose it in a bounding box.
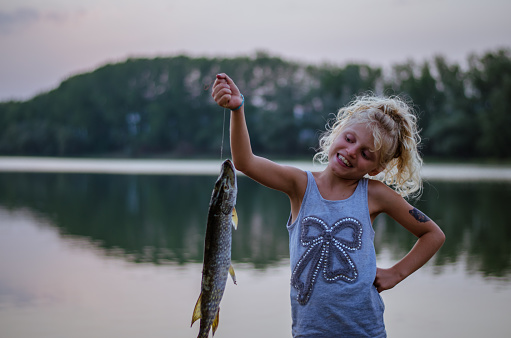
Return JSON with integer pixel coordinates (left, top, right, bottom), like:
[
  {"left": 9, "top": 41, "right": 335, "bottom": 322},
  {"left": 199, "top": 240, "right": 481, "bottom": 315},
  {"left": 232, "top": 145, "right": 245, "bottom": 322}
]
[{"left": 212, "top": 73, "right": 445, "bottom": 337}]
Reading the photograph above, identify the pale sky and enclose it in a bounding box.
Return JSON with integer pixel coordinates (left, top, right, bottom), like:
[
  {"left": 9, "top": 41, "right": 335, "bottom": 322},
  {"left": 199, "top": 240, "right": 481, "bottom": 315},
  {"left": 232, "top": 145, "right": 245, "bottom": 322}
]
[{"left": 1, "top": 0, "right": 510, "bottom": 102}]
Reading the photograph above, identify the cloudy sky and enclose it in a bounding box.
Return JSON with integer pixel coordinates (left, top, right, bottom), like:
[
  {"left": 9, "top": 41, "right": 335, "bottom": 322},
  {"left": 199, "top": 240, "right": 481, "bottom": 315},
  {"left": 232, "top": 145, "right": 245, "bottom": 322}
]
[{"left": 1, "top": 0, "right": 510, "bottom": 101}]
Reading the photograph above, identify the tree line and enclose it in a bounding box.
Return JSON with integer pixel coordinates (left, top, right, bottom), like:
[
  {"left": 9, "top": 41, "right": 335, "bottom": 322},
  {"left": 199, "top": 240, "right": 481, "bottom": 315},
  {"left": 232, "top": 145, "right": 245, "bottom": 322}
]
[{"left": 0, "top": 49, "right": 510, "bottom": 160}]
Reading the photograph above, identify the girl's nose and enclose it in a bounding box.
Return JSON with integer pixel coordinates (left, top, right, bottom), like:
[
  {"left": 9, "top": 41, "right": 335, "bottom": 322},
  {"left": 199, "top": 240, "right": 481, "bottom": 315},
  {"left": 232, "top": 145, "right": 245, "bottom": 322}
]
[{"left": 346, "top": 146, "right": 357, "bottom": 158}]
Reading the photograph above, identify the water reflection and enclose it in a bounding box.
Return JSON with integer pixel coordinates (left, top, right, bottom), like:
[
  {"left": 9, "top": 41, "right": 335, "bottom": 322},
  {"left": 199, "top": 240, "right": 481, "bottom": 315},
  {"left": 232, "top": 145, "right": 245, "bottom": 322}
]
[
  {"left": 376, "top": 181, "right": 511, "bottom": 278},
  {"left": 0, "top": 173, "right": 290, "bottom": 267},
  {"left": 0, "top": 173, "right": 509, "bottom": 276}
]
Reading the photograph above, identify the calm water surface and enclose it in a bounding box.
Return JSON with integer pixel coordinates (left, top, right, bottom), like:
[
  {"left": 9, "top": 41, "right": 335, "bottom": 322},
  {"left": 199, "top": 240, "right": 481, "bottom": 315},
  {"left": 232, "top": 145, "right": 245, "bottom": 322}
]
[{"left": 0, "top": 171, "right": 510, "bottom": 337}]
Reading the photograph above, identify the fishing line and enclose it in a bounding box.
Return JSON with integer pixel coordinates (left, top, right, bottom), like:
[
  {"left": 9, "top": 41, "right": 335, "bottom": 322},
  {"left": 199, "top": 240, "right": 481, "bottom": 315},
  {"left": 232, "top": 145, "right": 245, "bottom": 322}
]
[
  {"left": 203, "top": 77, "right": 227, "bottom": 160},
  {"left": 220, "top": 107, "right": 227, "bottom": 160}
]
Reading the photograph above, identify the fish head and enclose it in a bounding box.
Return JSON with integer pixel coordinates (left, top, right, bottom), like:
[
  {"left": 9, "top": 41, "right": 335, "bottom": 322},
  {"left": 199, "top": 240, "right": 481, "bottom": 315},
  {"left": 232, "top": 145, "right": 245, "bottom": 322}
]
[{"left": 211, "top": 159, "right": 237, "bottom": 214}]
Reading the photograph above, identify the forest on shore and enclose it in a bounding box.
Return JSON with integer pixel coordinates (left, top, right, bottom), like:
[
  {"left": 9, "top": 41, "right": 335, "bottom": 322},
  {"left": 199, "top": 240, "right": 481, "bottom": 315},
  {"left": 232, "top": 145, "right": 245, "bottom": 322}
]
[{"left": 1, "top": 49, "right": 510, "bottom": 160}]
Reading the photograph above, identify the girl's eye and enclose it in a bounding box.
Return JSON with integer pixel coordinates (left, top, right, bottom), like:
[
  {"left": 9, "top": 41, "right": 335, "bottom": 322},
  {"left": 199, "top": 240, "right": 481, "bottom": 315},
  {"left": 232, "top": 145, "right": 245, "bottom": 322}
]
[{"left": 362, "top": 151, "right": 369, "bottom": 159}]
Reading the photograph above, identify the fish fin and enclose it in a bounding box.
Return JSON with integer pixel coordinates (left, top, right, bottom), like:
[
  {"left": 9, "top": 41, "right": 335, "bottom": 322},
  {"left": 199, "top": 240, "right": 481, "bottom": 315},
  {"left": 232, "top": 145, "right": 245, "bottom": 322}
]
[
  {"left": 232, "top": 207, "right": 238, "bottom": 230},
  {"left": 212, "top": 307, "right": 220, "bottom": 336},
  {"left": 229, "top": 264, "right": 237, "bottom": 285},
  {"left": 191, "top": 292, "right": 202, "bottom": 327}
]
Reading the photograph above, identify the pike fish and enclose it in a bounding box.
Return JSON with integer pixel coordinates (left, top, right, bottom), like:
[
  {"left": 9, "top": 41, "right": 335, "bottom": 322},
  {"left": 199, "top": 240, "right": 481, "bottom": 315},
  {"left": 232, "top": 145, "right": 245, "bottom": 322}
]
[{"left": 191, "top": 159, "right": 238, "bottom": 338}]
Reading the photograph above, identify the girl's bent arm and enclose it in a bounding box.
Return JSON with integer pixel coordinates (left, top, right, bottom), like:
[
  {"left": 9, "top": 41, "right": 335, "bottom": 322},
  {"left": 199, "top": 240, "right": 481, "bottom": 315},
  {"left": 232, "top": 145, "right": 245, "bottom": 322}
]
[{"left": 369, "top": 180, "right": 446, "bottom": 292}]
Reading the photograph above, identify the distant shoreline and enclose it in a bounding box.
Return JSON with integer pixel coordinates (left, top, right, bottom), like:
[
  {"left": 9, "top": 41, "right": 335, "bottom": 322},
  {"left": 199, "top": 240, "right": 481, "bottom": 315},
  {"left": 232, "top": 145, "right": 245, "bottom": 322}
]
[{"left": 1, "top": 156, "right": 511, "bottom": 181}]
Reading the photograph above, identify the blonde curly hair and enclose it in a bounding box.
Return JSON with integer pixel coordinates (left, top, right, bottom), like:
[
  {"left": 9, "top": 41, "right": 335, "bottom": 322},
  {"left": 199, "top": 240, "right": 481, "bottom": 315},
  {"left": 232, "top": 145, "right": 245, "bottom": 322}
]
[{"left": 313, "top": 94, "right": 423, "bottom": 198}]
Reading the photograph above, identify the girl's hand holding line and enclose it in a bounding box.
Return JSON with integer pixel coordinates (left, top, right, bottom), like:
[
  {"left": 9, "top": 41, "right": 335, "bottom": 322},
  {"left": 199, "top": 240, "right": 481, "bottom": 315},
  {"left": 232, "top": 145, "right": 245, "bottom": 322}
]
[{"left": 212, "top": 73, "right": 244, "bottom": 111}]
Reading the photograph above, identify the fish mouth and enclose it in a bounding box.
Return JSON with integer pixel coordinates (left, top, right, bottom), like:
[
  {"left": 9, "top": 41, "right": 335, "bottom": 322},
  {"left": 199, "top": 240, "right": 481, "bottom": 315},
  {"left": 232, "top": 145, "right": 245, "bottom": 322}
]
[
  {"left": 221, "top": 159, "right": 236, "bottom": 183},
  {"left": 215, "top": 159, "right": 237, "bottom": 197},
  {"left": 337, "top": 153, "right": 353, "bottom": 167}
]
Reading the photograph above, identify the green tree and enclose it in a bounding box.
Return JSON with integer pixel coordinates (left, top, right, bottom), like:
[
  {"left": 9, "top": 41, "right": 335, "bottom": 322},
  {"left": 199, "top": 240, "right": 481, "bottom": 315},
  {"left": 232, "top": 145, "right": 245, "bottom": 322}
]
[
  {"left": 424, "top": 56, "right": 479, "bottom": 158},
  {"left": 469, "top": 49, "right": 511, "bottom": 158},
  {"left": 1, "top": 50, "right": 510, "bottom": 161}
]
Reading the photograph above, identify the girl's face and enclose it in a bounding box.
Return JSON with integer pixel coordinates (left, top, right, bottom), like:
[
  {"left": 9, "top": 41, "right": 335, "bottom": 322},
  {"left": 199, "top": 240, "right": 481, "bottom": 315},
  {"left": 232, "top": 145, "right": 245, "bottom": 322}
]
[{"left": 328, "top": 123, "right": 383, "bottom": 179}]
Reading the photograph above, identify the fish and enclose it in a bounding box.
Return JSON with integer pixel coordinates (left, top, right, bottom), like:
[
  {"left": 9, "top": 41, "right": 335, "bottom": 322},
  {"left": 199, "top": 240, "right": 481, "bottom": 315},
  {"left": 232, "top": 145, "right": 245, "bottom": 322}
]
[{"left": 191, "top": 159, "right": 238, "bottom": 338}]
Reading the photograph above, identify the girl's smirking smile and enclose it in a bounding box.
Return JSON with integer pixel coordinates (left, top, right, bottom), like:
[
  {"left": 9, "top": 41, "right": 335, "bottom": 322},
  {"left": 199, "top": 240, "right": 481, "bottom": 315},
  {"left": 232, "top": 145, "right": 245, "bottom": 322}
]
[{"left": 329, "top": 123, "right": 383, "bottom": 178}]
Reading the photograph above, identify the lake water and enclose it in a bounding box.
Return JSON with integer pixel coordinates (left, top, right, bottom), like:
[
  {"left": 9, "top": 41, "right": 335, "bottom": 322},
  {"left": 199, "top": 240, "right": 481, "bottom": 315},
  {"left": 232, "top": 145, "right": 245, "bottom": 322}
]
[{"left": 1, "top": 163, "right": 510, "bottom": 337}]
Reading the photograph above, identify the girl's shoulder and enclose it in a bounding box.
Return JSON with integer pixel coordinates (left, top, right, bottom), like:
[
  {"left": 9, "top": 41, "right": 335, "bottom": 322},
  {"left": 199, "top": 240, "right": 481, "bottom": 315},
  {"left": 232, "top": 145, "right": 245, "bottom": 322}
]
[
  {"left": 367, "top": 178, "right": 391, "bottom": 196},
  {"left": 367, "top": 178, "right": 405, "bottom": 215}
]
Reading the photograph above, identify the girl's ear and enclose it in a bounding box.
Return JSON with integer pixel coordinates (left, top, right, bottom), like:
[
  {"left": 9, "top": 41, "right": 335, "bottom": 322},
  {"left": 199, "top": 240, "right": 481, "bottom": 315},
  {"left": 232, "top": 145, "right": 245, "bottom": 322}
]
[{"left": 368, "top": 165, "right": 385, "bottom": 177}]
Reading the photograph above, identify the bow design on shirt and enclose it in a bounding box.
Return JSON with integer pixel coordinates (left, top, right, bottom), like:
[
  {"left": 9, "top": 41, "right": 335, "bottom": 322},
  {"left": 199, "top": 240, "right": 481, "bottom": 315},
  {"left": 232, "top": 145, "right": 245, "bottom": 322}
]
[{"left": 291, "top": 216, "right": 363, "bottom": 305}]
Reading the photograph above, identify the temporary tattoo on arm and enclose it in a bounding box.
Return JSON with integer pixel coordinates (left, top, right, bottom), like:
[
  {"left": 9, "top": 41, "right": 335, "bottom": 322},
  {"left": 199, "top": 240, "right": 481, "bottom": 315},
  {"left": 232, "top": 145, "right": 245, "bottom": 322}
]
[{"left": 409, "top": 208, "right": 431, "bottom": 223}]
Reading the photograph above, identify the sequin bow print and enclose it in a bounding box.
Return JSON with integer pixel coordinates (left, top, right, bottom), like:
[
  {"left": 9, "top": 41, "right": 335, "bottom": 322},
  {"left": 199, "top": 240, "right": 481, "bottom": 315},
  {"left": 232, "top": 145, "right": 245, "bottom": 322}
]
[{"left": 291, "top": 216, "right": 363, "bottom": 305}]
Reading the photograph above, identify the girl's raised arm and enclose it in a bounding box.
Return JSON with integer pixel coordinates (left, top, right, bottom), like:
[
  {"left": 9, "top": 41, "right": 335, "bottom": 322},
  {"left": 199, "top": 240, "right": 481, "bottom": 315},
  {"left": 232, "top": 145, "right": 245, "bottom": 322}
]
[{"left": 211, "top": 74, "right": 306, "bottom": 202}]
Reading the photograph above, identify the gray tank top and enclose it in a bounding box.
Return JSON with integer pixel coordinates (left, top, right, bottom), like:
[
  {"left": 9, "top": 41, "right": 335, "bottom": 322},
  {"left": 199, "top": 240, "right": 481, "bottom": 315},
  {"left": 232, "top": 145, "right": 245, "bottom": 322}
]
[{"left": 287, "top": 171, "right": 386, "bottom": 337}]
